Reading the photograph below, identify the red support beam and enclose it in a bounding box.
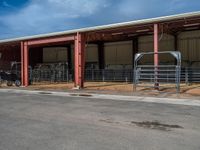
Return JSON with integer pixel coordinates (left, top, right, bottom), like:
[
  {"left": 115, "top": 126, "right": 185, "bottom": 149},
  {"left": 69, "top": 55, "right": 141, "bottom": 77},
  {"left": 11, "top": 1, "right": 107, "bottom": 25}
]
[
  {"left": 20, "top": 35, "right": 76, "bottom": 87},
  {"left": 27, "top": 36, "right": 75, "bottom": 46},
  {"left": 154, "top": 24, "right": 159, "bottom": 89},
  {"left": 74, "top": 33, "right": 86, "bottom": 88},
  {"left": 154, "top": 24, "right": 159, "bottom": 66},
  {"left": 21, "top": 42, "right": 24, "bottom": 86},
  {"left": 23, "top": 42, "right": 29, "bottom": 87}
]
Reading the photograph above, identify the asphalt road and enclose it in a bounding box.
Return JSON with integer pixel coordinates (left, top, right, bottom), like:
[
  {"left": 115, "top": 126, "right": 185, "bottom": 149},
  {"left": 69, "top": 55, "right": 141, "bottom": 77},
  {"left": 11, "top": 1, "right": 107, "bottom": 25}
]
[{"left": 0, "top": 91, "right": 200, "bottom": 150}]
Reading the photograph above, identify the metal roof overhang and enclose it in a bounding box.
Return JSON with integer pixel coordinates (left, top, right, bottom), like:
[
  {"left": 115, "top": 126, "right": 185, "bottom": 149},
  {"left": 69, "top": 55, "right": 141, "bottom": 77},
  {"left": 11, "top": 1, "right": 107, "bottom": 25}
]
[{"left": 0, "top": 11, "right": 200, "bottom": 45}]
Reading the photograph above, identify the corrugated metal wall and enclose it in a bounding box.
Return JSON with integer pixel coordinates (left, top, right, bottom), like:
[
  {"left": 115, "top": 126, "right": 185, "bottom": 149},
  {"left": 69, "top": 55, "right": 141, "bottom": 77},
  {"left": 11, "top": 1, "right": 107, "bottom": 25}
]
[
  {"left": 41, "top": 30, "right": 200, "bottom": 68},
  {"left": 43, "top": 47, "right": 68, "bottom": 63},
  {"left": 178, "top": 30, "right": 200, "bottom": 67},
  {"left": 138, "top": 34, "right": 175, "bottom": 65},
  {"left": 85, "top": 44, "right": 98, "bottom": 62},
  {"left": 104, "top": 41, "right": 133, "bottom": 69}
]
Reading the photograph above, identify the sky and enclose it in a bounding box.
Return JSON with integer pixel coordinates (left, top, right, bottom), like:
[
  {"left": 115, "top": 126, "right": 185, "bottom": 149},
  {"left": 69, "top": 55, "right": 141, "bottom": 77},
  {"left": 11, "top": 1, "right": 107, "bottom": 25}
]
[{"left": 0, "top": 0, "right": 200, "bottom": 39}]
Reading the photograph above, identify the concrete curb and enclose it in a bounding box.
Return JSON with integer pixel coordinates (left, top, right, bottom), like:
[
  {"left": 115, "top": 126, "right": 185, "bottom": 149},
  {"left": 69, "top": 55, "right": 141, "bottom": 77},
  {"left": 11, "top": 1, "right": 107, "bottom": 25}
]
[{"left": 0, "top": 89, "right": 200, "bottom": 107}]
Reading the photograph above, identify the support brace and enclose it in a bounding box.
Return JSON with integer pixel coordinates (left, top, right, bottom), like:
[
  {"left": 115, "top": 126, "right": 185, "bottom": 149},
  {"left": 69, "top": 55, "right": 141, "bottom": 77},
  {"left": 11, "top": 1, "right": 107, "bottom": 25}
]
[
  {"left": 74, "top": 33, "right": 86, "bottom": 88},
  {"left": 21, "top": 41, "right": 29, "bottom": 87},
  {"left": 21, "top": 42, "right": 24, "bottom": 86},
  {"left": 154, "top": 24, "right": 159, "bottom": 88},
  {"left": 154, "top": 24, "right": 159, "bottom": 66}
]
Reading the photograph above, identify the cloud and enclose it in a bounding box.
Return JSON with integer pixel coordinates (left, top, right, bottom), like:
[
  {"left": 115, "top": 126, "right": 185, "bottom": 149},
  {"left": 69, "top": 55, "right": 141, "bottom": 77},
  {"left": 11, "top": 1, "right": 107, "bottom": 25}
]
[
  {"left": 0, "top": 0, "right": 110, "bottom": 38},
  {"left": 0, "top": 0, "right": 199, "bottom": 39},
  {"left": 2, "top": 1, "right": 11, "bottom": 7}
]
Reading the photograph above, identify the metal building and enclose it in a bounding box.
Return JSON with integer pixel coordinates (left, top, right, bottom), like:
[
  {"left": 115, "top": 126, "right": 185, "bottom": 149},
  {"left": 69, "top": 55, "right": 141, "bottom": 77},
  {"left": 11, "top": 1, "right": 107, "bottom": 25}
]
[{"left": 0, "top": 11, "right": 200, "bottom": 88}]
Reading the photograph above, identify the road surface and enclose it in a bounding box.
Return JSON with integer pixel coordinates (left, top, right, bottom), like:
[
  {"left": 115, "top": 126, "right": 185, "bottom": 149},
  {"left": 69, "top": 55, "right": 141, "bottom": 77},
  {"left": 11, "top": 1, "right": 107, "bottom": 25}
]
[{"left": 0, "top": 90, "right": 200, "bottom": 150}]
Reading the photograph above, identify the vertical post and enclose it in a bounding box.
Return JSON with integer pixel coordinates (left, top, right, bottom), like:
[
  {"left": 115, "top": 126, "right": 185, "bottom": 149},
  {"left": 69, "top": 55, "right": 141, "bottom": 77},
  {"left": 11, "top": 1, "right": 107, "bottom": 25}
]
[
  {"left": 98, "top": 42, "right": 105, "bottom": 69},
  {"left": 174, "top": 34, "right": 178, "bottom": 65},
  {"left": 24, "top": 42, "right": 29, "bottom": 87},
  {"left": 174, "top": 34, "right": 178, "bottom": 51},
  {"left": 154, "top": 24, "right": 159, "bottom": 67},
  {"left": 67, "top": 44, "right": 72, "bottom": 71},
  {"left": 154, "top": 24, "right": 159, "bottom": 89},
  {"left": 74, "top": 32, "right": 86, "bottom": 88},
  {"left": 132, "top": 37, "right": 138, "bottom": 69},
  {"left": 21, "top": 42, "right": 24, "bottom": 86}
]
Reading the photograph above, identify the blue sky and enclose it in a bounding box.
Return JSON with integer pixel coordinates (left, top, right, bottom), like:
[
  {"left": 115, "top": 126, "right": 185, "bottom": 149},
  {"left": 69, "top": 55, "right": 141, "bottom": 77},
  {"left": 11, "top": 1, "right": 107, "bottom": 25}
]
[{"left": 0, "top": 0, "right": 200, "bottom": 39}]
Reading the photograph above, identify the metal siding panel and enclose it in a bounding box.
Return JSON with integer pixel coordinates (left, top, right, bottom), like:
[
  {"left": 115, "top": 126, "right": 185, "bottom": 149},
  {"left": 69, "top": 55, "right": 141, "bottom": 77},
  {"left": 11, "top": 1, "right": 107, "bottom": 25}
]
[
  {"left": 197, "top": 38, "right": 200, "bottom": 61},
  {"left": 138, "top": 34, "right": 174, "bottom": 64},
  {"left": 178, "top": 30, "right": 200, "bottom": 67},
  {"left": 86, "top": 44, "right": 98, "bottom": 62},
  {"left": 43, "top": 48, "right": 56, "bottom": 63},
  {"left": 116, "top": 41, "right": 132, "bottom": 64},
  {"left": 104, "top": 41, "right": 132, "bottom": 68},
  {"left": 138, "top": 35, "right": 153, "bottom": 64},
  {"left": 43, "top": 47, "right": 67, "bottom": 63},
  {"left": 105, "top": 43, "right": 117, "bottom": 65},
  {"left": 159, "top": 34, "right": 175, "bottom": 64},
  {"left": 57, "top": 48, "right": 68, "bottom": 62},
  {"left": 179, "top": 30, "right": 200, "bottom": 38},
  {"left": 178, "top": 39, "right": 188, "bottom": 62}
]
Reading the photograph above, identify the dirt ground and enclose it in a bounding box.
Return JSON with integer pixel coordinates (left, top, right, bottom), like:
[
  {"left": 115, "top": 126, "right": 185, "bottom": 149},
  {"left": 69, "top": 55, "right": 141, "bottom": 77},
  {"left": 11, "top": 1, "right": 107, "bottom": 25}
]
[{"left": 1, "top": 82, "right": 200, "bottom": 99}]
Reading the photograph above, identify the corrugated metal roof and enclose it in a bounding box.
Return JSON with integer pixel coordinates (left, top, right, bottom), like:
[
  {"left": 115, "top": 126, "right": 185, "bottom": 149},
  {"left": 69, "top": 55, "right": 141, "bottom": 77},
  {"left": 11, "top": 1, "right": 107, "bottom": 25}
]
[{"left": 0, "top": 11, "right": 200, "bottom": 44}]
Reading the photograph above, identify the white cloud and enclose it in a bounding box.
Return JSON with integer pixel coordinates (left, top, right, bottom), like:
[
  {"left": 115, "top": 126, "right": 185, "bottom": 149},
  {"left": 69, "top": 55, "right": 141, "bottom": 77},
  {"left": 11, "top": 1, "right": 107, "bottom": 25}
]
[
  {"left": 117, "top": 0, "right": 143, "bottom": 16},
  {"left": 2, "top": 1, "right": 11, "bottom": 7},
  {"left": 0, "top": 0, "right": 198, "bottom": 39},
  {"left": 0, "top": 0, "right": 109, "bottom": 37}
]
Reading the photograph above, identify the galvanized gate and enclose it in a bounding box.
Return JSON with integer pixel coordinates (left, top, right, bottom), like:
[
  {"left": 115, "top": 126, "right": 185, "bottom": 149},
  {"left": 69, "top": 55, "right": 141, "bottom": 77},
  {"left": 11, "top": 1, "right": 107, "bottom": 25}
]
[{"left": 134, "top": 51, "right": 181, "bottom": 93}]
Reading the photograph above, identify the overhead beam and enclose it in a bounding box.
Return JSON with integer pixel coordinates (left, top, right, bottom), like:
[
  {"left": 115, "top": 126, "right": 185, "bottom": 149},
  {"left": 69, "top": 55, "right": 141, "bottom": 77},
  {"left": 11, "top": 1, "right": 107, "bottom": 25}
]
[{"left": 27, "top": 36, "right": 75, "bottom": 46}]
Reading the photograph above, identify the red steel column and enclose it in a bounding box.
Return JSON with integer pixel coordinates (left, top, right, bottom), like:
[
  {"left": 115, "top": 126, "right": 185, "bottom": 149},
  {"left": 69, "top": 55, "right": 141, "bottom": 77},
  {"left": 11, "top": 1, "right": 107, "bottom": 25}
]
[
  {"left": 23, "top": 41, "right": 29, "bottom": 87},
  {"left": 154, "top": 24, "right": 159, "bottom": 66},
  {"left": 74, "top": 33, "right": 86, "bottom": 88},
  {"left": 21, "top": 42, "right": 24, "bottom": 86},
  {"left": 154, "top": 24, "right": 159, "bottom": 88}
]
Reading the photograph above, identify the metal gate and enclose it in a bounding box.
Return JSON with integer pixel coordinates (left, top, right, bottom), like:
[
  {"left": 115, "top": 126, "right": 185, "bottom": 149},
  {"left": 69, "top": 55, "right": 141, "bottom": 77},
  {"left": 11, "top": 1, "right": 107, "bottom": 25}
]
[{"left": 134, "top": 51, "right": 181, "bottom": 93}]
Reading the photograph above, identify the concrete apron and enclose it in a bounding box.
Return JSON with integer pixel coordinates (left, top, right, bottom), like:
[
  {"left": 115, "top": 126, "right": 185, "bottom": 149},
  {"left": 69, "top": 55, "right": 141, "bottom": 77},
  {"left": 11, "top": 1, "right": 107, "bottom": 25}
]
[{"left": 0, "top": 89, "right": 200, "bottom": 107}]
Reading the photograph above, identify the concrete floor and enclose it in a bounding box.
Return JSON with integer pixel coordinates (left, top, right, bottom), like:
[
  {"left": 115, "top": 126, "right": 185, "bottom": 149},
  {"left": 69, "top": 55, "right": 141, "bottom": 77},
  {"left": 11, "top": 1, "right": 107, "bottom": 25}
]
[{"left": 0, "top": 91, "right": 200, "bottom": 150}]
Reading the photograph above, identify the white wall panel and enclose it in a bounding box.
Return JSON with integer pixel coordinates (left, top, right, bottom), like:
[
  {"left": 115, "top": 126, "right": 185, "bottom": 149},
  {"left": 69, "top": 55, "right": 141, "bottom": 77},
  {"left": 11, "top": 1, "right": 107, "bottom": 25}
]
[{"left": 104, "top": 41, "right": 132, "bottom": 69}]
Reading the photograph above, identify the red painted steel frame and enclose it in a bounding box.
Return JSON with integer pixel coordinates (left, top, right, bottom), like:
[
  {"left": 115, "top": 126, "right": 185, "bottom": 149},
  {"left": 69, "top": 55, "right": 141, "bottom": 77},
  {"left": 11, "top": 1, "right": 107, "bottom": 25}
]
[
  {"left": 154, "top": 24, "right": 159, "bottom": 88},
  {"left": 74, "top": 33, "right": 86, "bottom": 88},
  {"left": 154, "top": 24, "right": 159, "bottom": 66},
  {"left": 27, "top": 36, "right": 74, "bottom": 46},
  {"left": 24, "top": 42, "right": 29, "bottom": 86},
  {"left": 21, "top": 35, "right": 75, "bottom": 87},
  {"left": 21, "top": 41, "right": 29, "bottom": 86},
  {"left": 21, "top": 42, "right": 24, "bottom": 86}
]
